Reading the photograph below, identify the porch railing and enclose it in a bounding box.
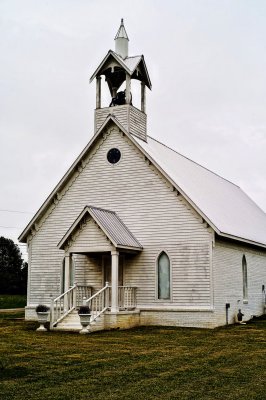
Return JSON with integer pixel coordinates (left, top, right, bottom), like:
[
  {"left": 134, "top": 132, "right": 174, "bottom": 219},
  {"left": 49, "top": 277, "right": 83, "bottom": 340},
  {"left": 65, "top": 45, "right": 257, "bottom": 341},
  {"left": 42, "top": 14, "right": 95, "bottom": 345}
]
[
  {"left": 76, "top": 285, "right": 92, "bottom": 307},
  {"left": 84, "top": 282, "right": 110, "bottom": 323},
  {"left": 50, "top": 284, "right": 77, "bottom": 328},
  {"left": 118, "top": 286, "right": 137, "bottom": 310},
  {"left": 50, "top": 284, "right": 92, "bottom": 328},
  {"left": 50, "top": 284, "right": 137, "bottom": 329}
]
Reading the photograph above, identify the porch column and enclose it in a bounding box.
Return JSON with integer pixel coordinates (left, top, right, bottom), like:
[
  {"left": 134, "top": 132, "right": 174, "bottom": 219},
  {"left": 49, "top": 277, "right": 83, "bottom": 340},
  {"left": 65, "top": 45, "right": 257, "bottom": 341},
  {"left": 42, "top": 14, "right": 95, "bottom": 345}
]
[
  {"left": 126, "top": 73, "right": 131, "bottom": 104},
  {"left": 64, "top": 254, "right": 70, "bottom": 311},
  {"left": 111, "top": 250, "right": 119, "bottom": 312},
  {"left": 141, "top": 82, "right": 146, "bottom": 113}
]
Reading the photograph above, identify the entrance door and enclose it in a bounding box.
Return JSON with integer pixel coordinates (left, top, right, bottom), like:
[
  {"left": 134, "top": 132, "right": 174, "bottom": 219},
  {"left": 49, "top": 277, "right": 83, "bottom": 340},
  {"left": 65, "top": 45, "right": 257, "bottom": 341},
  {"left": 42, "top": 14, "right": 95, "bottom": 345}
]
[{"left": 103, "top": 254, "right": 123, "bottom": 286}]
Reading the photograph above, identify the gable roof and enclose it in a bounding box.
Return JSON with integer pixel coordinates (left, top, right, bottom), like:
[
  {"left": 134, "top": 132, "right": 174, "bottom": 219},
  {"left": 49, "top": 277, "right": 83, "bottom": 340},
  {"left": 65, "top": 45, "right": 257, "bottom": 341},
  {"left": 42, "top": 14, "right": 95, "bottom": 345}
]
[
  {"left": 58, "top": 206, "right": 142, "bottom": 251},
  {"left": 134, "top": 135, "right": 266, "bottom": 248},
  {"left": 19, "top": 115, "right": 266, "bottom": 249},
  {"left": 89, "top": 50, "right": 152, "bottom": 90}
]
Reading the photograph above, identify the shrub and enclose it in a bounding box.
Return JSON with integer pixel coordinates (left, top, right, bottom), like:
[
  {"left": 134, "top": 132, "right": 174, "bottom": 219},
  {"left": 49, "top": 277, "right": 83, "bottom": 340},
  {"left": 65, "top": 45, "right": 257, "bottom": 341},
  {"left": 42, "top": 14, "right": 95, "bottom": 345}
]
[
  {"left": 78, "top": 305, "right": 91, "bottom": 315},
  {"left": 36, "top": 304, "right": 49, "bottom": 313}
]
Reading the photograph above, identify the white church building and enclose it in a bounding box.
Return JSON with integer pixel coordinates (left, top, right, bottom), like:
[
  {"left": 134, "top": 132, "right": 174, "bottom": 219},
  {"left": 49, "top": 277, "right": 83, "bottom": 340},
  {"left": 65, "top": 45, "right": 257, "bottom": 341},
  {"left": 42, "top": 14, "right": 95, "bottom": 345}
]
[{"left": 19, "top": 20, "right": 266, "bottom": 331}]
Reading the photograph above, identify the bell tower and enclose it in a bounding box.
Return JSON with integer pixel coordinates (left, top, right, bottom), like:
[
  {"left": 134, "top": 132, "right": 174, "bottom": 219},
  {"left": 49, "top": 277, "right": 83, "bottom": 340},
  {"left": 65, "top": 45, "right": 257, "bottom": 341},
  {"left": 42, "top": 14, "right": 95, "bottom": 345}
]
[{"left": 90, "top": 19, "right": 152, "bottom": 141}]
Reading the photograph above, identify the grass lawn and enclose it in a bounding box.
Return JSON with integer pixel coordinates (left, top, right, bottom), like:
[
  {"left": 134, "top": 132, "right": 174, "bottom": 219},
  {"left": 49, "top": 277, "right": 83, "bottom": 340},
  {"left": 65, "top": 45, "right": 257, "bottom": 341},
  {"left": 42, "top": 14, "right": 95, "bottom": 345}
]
[
  {"left": 0, "top": 294, "right": 26, "bottom": 309},
  {"left": 0, "top": 314, "right": 265, "bottom": 400}
]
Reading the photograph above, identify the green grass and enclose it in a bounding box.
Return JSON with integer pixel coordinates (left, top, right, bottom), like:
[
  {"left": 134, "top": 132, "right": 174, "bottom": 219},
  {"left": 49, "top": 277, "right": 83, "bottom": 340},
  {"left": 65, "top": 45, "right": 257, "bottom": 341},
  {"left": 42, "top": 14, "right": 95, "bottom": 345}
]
[
  {"left": 0, "top": 294, "right": 26, "bottom": 309},
  {"left": 0, "top": 315, "right": 265, "bottom": 400}
]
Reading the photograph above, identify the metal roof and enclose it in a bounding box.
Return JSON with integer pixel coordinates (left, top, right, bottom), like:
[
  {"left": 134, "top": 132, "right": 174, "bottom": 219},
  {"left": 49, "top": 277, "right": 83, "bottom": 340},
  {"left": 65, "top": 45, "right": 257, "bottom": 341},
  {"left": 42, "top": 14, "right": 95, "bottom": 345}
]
[
  {"left": 134, "top": 135, "right": 266, "bottom": 247},
  {"left": 58, "top": 205, "right": 142, "bottom": 251},
  {"left": 89, "top": 50, "right": 152, "bottom": 89},
  {"left": 19, "top": 115, "right": 266, "bottom": 249},
  {"left": 114, "top": 18, "right": 129, "bottom": 40},
  {"left": 119, "top": 55, "right": 142, "bottom": 73}
]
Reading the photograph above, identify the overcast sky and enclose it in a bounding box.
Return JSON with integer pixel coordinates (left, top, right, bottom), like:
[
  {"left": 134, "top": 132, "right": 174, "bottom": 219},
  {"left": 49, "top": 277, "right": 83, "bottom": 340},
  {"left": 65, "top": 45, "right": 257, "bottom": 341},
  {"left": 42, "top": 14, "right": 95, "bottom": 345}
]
[{"left": 1, "top": 0, "right": 266, "bottom": 259}]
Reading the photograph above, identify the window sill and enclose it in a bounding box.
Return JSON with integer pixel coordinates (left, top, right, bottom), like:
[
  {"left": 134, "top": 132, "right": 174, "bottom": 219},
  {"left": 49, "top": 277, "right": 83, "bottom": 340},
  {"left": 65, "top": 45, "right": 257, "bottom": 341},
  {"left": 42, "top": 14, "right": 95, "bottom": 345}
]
[{"left": 243, "top": 300, "right": 248, "bottom": 304}]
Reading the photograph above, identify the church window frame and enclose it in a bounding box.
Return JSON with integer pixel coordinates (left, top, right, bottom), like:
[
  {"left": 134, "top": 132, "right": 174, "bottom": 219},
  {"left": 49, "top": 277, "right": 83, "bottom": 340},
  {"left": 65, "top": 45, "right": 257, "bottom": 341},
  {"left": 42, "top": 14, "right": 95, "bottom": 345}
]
[
  {"left": 106, "top": 147, "right": 122, "bottom": 165},
  {"left": 242, "top": 254, "right": 248, "bottom": 303},
  {"left": 155, "top": 250, "right": 172, "bottom": 301}
]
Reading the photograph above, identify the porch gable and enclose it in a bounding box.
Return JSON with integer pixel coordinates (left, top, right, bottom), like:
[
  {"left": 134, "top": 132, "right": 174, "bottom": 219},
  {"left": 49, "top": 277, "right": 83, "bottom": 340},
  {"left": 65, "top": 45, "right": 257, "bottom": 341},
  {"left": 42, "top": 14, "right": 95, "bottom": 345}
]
[{"left": 58, "top": 205, "right": 142, "bottom": 253}]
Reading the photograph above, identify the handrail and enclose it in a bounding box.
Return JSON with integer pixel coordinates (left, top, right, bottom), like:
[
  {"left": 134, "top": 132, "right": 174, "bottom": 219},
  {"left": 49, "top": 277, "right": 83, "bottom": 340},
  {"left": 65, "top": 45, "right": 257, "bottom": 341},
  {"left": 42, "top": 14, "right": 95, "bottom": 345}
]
[
  {"left": 53, "top": 285, "right": 75, "bottom": 303},
  {"left": 86, "top": 284, "right": 108, "bottom": 302},
  {"left": 50, "top": 284, "right": 137, "bottom": 329},
  {"left": 50, "top": 284, "right": 77, "bottom": 328},
  {"left": 84, "top": 283, "right": 110, "bottom": 323}
]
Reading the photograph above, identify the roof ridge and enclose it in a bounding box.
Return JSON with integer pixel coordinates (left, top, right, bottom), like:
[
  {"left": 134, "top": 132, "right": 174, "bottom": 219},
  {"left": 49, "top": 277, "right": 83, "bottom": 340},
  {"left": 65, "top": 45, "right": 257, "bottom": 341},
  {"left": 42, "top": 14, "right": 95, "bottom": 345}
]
[
  {"left": 112, "top": 51, "right": 142, "bottom": 59},
  {"left": 146, "top": 135, "right": 240, "bottom": 188},
  {"left": 87, "top": 205, "right": 116, "bottom": 214},
  {"left": 124, "top": 55, "right": 142, "bottom": 59},
  {"left": 237, "top": 188, "right": 266, "bottom": 215}
]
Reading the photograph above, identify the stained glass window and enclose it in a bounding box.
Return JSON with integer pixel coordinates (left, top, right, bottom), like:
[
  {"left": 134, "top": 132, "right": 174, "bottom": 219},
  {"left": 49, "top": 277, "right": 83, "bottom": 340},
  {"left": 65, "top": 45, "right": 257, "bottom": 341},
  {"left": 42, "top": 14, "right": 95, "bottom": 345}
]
[
  {"left": 242, "top": 255, "right": 248, "bottom": 300},
  {"left": 158, "top": 252, "right": 170, "bottom": 300}
]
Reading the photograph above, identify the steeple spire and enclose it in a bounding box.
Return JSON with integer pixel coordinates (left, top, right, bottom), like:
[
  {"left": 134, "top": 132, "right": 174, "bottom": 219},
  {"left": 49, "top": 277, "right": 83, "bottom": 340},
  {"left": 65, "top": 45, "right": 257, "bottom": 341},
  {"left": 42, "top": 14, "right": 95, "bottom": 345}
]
[{"left": 114, "top": 18, "right": 129, "bottom": 59}]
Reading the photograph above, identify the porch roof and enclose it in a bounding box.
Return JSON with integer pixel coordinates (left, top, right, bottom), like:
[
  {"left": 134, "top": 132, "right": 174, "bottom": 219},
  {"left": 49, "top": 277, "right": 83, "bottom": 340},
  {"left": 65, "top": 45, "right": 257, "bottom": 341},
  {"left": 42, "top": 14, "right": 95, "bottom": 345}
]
[{"left": 58, "top": 206, "right": 143, "bottom": 251}]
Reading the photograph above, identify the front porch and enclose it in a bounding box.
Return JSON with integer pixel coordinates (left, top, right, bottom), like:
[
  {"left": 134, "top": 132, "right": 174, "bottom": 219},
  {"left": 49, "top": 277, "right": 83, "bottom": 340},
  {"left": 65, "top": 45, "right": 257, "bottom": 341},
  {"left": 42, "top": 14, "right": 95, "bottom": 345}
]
[
  {"left": 50, "top": 283, "right": 138, "bottom": 332},
  {"left": 52, "top": 205, "right": 143, "bottom": 332}
]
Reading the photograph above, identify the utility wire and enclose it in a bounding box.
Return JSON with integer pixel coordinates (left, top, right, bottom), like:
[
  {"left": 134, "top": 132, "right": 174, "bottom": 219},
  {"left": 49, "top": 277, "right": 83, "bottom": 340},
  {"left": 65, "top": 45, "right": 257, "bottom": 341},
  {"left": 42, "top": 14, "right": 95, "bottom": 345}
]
[
  {"left": 0, "top": 226, "right": 22, "bottom": 229},
  {"left": 0, "top": 209, "right": 33, "bottom": 214}
]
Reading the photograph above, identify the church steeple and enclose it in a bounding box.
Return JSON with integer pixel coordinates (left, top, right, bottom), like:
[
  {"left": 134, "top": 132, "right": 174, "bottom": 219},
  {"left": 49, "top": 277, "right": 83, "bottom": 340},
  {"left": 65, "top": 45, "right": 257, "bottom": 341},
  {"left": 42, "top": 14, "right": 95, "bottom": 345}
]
[
  {"left": 114, "top": 18, "right": 129, "bottom": 59},
  {"left": 90, "top": 20, "right": 152, "bottom": 141}
]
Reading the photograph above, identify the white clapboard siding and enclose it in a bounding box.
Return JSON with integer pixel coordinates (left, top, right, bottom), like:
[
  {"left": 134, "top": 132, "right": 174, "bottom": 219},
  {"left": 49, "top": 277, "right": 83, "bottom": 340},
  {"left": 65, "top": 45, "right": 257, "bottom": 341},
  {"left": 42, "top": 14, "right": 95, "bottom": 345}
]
[
  {"left": 95, "top": 104, "right": 147, "bottom": 140},
  {"left": 68, "top": 218, "right": 113, "bottom": 253},
  {"left": 213, "top": 240, "right": 266, "bottom": 326},
  {"left": 129, "top": 106, "right": 146, "bottom": 140},
  {"left": 28, "top": 125, "right": 212, "bottom": 308},
  {"left": 73, "top": 254, "right": 103, "bottom": 293}
]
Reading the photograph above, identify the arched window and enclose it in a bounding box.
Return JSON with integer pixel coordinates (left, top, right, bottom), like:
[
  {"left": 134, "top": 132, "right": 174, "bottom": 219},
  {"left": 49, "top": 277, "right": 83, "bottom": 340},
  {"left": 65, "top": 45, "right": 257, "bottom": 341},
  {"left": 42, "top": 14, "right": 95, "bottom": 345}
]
[
  {"left": 242, "top": 255, "right": 248, "bottom": 301},
  {"left": 157, "top": 252, "right": 170, "bottom": 300}
]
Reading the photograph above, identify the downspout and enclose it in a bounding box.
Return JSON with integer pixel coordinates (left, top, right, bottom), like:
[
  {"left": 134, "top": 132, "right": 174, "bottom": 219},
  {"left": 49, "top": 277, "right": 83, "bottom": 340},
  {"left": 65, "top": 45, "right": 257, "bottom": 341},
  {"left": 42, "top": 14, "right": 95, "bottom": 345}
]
[{"left": 225, "top": 303, "right": 230, "bottom": 325}]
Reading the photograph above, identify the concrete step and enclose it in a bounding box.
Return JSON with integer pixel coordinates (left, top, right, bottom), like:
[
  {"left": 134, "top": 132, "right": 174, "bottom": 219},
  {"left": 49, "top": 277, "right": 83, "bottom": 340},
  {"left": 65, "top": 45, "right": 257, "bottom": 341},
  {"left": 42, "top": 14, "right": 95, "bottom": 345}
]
[
  {"left": 53, "top": 310, "right": 81, "bottom": 331},
  {"left": 53, "top": 325, "right": 82, "bottom": 331},
  {"left": 53, "top": 310, "right": 102, "bottom": 332}
]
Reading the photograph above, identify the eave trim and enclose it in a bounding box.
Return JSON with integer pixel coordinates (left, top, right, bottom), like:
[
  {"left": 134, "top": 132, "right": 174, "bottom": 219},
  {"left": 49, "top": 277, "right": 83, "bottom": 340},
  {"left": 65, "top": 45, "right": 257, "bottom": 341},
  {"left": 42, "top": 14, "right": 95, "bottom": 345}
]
[
  {"left": 19, "top": 114, "right": 266, "bottom": 250},
  {"left": 57, "top": 205, "right": 142, "bottom": 251}
]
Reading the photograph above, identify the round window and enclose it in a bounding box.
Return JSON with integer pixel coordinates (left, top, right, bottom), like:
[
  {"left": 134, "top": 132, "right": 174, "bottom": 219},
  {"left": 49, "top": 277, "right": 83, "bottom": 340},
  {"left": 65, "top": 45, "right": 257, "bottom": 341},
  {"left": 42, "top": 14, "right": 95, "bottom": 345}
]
[{"left": 107, "top": 148, "right": 121, "bottom": 164}]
